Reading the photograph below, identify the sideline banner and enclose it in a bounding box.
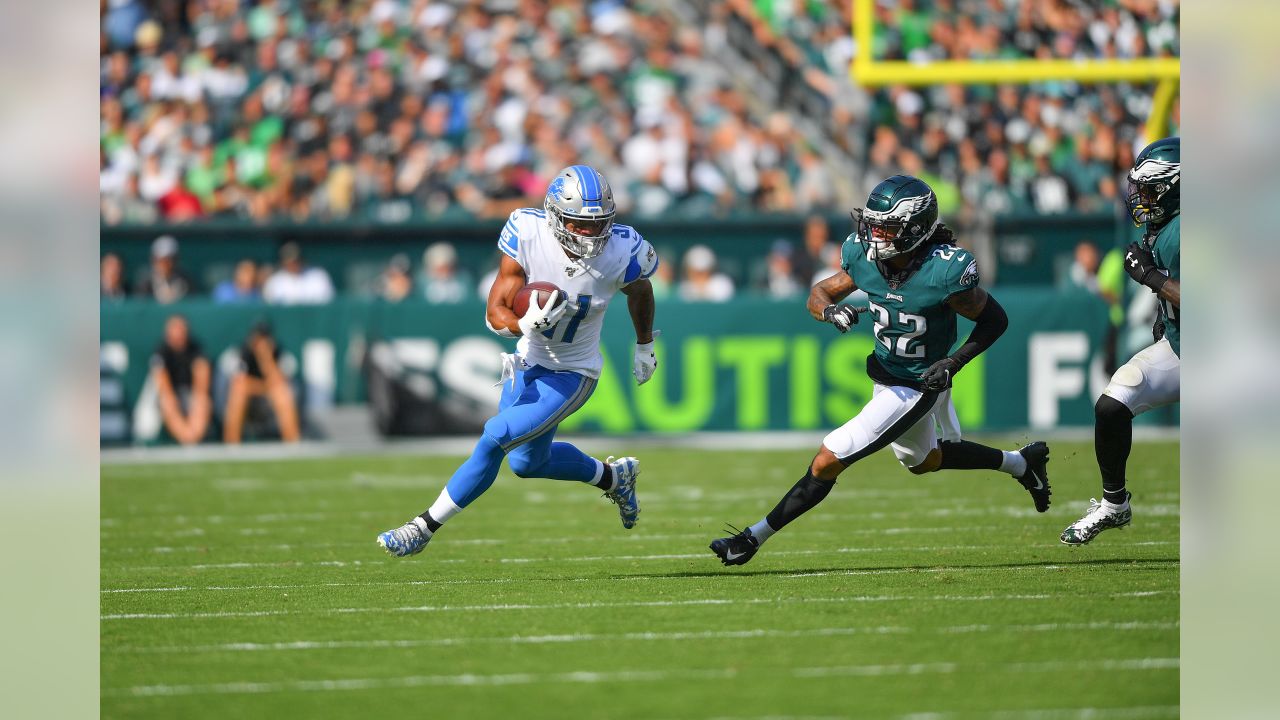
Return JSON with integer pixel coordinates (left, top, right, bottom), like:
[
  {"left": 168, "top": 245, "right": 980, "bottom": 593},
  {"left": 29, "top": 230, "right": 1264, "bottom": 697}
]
[{"left": 101, "top": 289, "right": 1134, "bottom": 435}]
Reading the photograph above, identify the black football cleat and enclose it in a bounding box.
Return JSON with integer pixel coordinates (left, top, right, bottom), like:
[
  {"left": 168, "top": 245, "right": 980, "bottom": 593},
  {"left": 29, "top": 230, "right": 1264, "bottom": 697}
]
[
  {"left": 709, "top": 526, "right": 760, "bottom": 567},
  {"left": 1016, "top": 441, "right": 1052, "bottom": 512}
]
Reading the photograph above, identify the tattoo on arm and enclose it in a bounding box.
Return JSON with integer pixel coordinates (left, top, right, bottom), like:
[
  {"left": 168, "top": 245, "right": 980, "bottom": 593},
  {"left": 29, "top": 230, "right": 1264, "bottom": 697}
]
[
  {"left": 622, "top": 279, "right": 655, "bottom": 343},
  {"left": 945, "top": 287, "right": 989, "bottom": 321},
  {"left": 808, "top": 272, "right": 857, "bottom": 320}
]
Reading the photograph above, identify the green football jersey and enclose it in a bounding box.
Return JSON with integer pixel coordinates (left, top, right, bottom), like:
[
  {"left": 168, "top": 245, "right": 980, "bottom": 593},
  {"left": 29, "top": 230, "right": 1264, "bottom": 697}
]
[
  {"left": 1149, "top": 215, "right": 1180, "bottom": 356},
  {"left": 840, "top": 236, "right": 980, "bottom": 386}
]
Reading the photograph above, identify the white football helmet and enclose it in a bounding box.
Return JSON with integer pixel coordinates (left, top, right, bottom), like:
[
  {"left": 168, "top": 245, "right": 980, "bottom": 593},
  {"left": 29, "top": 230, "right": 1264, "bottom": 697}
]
[{"left": 544, "top": 165, "right": 616, "bottom": 259}]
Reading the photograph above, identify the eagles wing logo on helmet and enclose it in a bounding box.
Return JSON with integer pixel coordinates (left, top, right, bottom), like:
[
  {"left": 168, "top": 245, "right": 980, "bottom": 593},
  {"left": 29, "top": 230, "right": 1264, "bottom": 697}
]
[
  {"left": 865, "top": 193, "right": 933, "bottom": 222},
  {"left": 1131, "top": 159, "right": 1179, "bottom": 183}
]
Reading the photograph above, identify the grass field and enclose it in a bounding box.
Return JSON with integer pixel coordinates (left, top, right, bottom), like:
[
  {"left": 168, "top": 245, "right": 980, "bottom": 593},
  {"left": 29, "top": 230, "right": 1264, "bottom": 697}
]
[{"left": 101, "top": 440, "right": 1179, "bottom": 719}]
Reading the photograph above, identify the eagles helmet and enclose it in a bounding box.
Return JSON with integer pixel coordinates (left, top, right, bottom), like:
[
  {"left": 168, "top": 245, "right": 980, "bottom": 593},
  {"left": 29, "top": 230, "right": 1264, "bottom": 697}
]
[
  {"left": 544, "top": 165, "right": 617, "bottom": 259},
  {"left": 1126, "top": 137, "right": 1179, "bottom": 226},
  {"left": 855, "top": 175, "right": 941, "bottom": 261}
]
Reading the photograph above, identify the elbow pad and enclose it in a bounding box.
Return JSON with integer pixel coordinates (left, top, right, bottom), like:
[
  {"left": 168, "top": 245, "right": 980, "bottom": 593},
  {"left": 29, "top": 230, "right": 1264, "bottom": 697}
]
[{"left": 486, "top": 316, "right": 517, "bottom": 339}]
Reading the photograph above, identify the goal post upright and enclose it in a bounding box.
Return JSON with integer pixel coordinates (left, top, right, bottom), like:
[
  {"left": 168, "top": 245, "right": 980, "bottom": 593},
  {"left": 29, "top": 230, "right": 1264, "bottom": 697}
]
[{"left": 849, "top": 0, "right": 1179, "bottom": 142}]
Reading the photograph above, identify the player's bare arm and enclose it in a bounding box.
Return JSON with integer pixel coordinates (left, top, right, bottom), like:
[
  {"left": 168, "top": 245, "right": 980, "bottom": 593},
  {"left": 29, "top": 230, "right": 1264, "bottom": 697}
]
[
  {"left": 809, "top": 271, "right": 866, "bottom": 332},
  {"left": 621, "top": 278, "right": 655, "bottom": 344},
  {"left": 945, "top": 285, "right": 989, "bottom": 320},
  {"left": 806, "top": 271, "right": 857, "bottom": 320},
  {"left": 485, "top": 255, "right": 528, "bottom": 336}
]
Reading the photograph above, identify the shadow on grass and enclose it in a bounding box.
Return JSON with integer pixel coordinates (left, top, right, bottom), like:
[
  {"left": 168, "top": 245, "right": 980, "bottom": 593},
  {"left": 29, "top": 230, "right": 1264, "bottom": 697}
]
[{"left": 615, "top": 556, "right": 1180, "bottom": 581}]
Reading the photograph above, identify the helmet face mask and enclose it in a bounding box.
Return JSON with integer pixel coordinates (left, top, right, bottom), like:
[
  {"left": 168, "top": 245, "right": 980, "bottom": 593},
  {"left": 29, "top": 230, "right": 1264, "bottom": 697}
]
[
  {"left": 1125, "top": 137, "right": 1180, "bottom": 227},
  {"left": 855, "top": 175, "right": 940, "bottom": 261},
  {"left": 1126, "top": 170, "right": 1178, "bottom": 225},
  {"left": 544, "top": 165, "right": 616, "bottom": 259}
]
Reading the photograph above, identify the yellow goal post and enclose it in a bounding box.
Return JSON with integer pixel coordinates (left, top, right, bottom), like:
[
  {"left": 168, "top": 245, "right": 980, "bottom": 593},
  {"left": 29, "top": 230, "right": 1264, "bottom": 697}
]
[{"left": 849, "top": 0, "right": 1180, "bottom": 142}]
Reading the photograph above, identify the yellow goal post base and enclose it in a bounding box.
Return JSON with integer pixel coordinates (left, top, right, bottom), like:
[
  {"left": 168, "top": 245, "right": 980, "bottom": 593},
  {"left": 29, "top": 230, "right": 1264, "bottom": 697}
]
[{"left": 849, "top": 0, "right": 1180, "bottom": 143}]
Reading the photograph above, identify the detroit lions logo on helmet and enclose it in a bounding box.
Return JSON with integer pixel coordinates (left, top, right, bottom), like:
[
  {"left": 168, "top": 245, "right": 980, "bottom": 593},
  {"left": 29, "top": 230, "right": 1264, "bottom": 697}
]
[{"left": 548, "top": 176, "right": 569, "bottom": 201}]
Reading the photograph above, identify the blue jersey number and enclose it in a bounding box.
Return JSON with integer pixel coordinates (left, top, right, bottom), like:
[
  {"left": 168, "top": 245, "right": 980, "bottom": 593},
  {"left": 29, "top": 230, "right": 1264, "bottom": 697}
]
[{"left": 542, "top": 294, "right": 592, "bottom": 343}]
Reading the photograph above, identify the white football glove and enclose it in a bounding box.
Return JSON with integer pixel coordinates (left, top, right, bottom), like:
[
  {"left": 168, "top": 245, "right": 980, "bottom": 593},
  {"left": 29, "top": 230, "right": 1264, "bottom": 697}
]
[
  {"left": 633, "top": 331, "right": 660, "bottom": 385},
  {"left": 518, "top": 290, "right": 567, "bottom": 337}
]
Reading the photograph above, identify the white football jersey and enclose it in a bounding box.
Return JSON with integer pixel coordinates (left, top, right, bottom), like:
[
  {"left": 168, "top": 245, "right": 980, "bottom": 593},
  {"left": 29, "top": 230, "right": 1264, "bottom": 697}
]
[{"left": 499, "top": 208, "right": 658, "bottom": 378}]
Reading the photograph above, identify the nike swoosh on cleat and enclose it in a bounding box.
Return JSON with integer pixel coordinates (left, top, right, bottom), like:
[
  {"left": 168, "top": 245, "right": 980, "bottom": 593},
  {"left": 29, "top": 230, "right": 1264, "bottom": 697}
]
[
  {"left": 724, "top": 549, "right": 746, "bottom": 561},
  {"left": 1028, "top": 471, "right": 1044, "bottom": 491}
]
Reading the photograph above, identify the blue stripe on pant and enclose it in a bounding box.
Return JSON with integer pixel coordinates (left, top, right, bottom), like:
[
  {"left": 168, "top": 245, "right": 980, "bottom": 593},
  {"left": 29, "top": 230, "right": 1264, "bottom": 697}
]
[{"left": 444, "top": 364, "right": 600, "bottom": 507}]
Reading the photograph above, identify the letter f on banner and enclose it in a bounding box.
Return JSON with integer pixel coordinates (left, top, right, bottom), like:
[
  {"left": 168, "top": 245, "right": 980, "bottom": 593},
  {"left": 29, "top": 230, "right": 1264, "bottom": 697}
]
[{"left": 1028, "top": 332, "right": 1088, "bottom": 429}]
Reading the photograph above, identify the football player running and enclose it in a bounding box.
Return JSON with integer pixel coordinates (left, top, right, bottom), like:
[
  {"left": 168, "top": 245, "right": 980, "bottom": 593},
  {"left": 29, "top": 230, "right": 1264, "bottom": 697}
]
[
  {"left": 711, "top": 175, "right": 1051, "bottom": 566},
  {"left": 377, "top": 165, "right": 660, "bottom": 557},
  {"left": 1061, "top": 137, "right": 1180, "bottom": 545}
]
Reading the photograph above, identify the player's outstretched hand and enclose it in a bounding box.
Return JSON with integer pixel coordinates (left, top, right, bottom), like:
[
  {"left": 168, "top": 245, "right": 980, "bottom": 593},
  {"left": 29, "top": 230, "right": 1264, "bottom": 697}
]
[
  {"left": 633, "top": 331, "right": 660, "bottom": 385},
  {"left": 518, "top": 290, "right": 568, "bottom": 336},
  {"left": 823, "top": 304, "right": 865, "bottom": 333},
  {"left": 920, "top": 357, "right": 960, "bottom": 391}
]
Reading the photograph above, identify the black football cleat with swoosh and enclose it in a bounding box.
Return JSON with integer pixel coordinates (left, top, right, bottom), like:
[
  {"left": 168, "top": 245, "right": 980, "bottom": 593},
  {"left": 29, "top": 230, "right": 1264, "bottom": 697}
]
[
  {"left": 1015, "top": 441, "right": 1052, "bottom": 512},
  {"left": 710, "top": 525, "right": 761, "bottom": 567}
]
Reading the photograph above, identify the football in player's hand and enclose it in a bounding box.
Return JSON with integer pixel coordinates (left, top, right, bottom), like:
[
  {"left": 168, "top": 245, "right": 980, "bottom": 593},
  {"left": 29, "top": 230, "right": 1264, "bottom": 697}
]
[{"left": 513, "top": 281, "right": 566, "bottom": 317}]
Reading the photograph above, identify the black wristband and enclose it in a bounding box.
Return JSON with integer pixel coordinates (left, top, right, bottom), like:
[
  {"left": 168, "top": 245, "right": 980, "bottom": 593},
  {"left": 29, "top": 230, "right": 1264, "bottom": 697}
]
[{"left": 1142, "top": 270, "right": 1169, "bottom": 293}]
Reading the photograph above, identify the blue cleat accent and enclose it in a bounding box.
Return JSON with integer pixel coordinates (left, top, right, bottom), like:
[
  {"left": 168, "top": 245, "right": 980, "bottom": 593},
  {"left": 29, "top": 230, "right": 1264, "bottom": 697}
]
[
  {"left": 377, "top": 517, "right": 432, "bottom": 557},
  {"left": 604, "top": 456, "right": 641, "bottom": 529}
]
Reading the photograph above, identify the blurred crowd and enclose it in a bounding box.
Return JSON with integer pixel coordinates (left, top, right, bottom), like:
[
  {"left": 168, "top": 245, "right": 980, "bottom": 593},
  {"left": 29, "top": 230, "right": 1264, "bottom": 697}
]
[
  {"left": 100, "top": 0, "right": 1179, "bottom": 227},
  {"left": 733, "top": 0, "right": 1179, "bottom": 218},
  {"left": 100, "top": 0, "right": 840, "bottom": 225}
]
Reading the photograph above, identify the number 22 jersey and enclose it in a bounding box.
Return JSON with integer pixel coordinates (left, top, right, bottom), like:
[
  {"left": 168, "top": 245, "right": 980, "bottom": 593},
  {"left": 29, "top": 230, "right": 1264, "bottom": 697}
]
[{"left": 840, "top": 236, "right": 981, "bottom": 389}]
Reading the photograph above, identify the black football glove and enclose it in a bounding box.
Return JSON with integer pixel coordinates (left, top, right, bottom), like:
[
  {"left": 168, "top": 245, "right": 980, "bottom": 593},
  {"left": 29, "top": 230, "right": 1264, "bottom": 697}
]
[
  {"left": 1152, "top": 317, "right": 1166, "bottom": 342},
  {"left": 823, "top": 304, "right": 864, "bottom": 333},
  {"left": 1124, "top": 242, "right": 1167, "bottom": 292},
  {"left": 920, "top": 357, "right": 961, "bottom": 391}
]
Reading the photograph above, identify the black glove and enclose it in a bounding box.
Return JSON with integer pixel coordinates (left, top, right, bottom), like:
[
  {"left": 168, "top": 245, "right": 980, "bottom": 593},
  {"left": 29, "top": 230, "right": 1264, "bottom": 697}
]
[
  {"left": 920, "top": 357, "right": 961, "bottom": 391},
  {"left": 823, "top": 304, "right": 863, "bottom": 333},
  {"left": 1124, "top": 242, "right": 1167, "bottom": 292},
  {"left": 1152, "top": 317, "right": 1166, "bottom": 342}
]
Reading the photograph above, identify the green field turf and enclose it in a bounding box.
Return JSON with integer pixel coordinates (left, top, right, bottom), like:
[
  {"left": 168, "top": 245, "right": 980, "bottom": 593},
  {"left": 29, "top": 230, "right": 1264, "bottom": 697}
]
[{"left": 101, "top": 440, "right": 1179, "bottom": 719}]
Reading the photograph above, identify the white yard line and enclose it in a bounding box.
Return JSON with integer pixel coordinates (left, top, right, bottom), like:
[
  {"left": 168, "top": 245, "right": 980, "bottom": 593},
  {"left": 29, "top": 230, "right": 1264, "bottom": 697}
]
[
  {"left": 102, "top": 557, "right": 1178, "bottom": 594},
  {"left": 100, "top": 590, "right": 1176, "bottom": 621},
  {"left": 105, "top": 620, "right": 1177, "bottom": 656},
  {"left": 103, "top": 657, "right": 1178, "bottom": 698},
  {"left": 100, "top": 525, "right": 1010, "bottom": 544},
  {"left": 787, "top": 556, "right": 1179, "bottom": 578},
  {"left": 792, "top": 656, "right": 1179, "bottom": 678},
  {"left": 108, "top": 627, "right": 904, "bottom": 654},
  {"left": 98, "top": 502, "right": 1181, "bottom": 528},
  {"left": 701, "top": 707, "right": 1179, "bottom": 720},
  {"left": 103, "top": 540, "right": 1179, "bottom": 573}
]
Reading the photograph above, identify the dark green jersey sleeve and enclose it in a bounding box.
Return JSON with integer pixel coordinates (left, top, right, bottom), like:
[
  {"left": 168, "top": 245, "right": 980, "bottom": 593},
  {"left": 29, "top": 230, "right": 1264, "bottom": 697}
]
[
  {"left": 839, "top": 234, "right": 861, "bottom": 276},
  {"left": 933, "top": 245, "right": 981, "bottom": 298}
]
